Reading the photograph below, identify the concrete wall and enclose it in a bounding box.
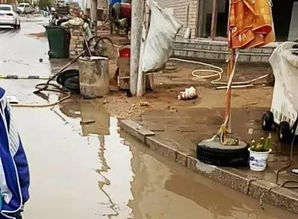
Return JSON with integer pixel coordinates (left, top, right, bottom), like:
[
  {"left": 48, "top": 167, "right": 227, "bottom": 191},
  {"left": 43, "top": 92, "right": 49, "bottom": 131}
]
[{"left": 155, "top": 0, "right": 199, "bottom": 38}]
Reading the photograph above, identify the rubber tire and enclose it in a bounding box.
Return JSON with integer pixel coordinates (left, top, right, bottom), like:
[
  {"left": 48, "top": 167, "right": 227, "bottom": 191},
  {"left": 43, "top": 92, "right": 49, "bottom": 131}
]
[
  {"left": 278, "top": 121, "right": 292, "bottom": 143},
  {"left": 56, "top": 69, "right": 80, "bottom": 93},
  {"left": 262, "top": 111, "right": 274, "bottom": 131},
  {"left": 196, "top": 143, "right": 249, "bottom": 167}
]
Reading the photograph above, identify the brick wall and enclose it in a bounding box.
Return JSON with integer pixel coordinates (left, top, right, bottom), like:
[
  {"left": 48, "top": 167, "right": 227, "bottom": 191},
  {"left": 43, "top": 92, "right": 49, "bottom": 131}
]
[
  {"left": 155, "top": 0, "right": 199, "bottom": 38},
  {"left": 98, "top": 0, "right": 107, "bottom": 8},
  {"left": 69, "top": 25, "right": 85, "bottom": 58},
  {"left": 173, "top": 39, "right": 277, "bottom": 63},
  {"left": 0, "top": 0, "right": 16, "bottom": 3}
]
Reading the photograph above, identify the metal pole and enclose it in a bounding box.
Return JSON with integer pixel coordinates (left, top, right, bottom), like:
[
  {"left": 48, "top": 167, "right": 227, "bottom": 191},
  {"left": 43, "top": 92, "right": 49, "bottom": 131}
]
[{"left": 130, "top": 0, "right": 145, "bottom": 95}]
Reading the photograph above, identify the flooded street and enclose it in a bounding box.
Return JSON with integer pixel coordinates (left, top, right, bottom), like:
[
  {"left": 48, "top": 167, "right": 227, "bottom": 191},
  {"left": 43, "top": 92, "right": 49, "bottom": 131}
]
[
  {"left": 5, "top": 95, "right": 293, "bottom": 219},
  {"left": 0, "top": 15, "right": 297, "bottom": 219},
  {"left": 0, "top": 16, "right": 50, "bottom": 76}
]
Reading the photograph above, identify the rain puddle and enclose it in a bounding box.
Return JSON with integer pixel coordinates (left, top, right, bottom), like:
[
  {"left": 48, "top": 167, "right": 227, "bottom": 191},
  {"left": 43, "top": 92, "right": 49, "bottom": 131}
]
[
  {"left": 10, "top": 99, "right": 296, "bottom": 219},
  {"left": 27, "top": 32, "right": 46, "bottom": 39}
]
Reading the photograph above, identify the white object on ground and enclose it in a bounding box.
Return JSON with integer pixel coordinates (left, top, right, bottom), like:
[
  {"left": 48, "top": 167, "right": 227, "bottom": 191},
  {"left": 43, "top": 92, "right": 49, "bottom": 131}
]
[
  {"left": 248, "top": 148, "right": 272, "bottom": 172},
  {"left": 6, "top": 96, "right": 19, "bottom": 104},
  {"left": 141, "top": 0, "right": 183, "bottom": 73},
  {"left": 178, "top": 86, "right": 197, "bottom": 100}
]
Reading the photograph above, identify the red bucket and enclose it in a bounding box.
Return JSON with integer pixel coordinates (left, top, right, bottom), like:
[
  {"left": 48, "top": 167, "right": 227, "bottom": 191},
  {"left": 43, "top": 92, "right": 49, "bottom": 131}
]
[{"left": 119, "top": 47, "right": 131, "bottom": 58}]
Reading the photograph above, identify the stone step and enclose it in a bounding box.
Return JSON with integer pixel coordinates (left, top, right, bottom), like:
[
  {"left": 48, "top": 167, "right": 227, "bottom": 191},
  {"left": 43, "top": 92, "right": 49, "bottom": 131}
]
[{"left": 173, "top": 39, "right": 278, "bottom": 63}]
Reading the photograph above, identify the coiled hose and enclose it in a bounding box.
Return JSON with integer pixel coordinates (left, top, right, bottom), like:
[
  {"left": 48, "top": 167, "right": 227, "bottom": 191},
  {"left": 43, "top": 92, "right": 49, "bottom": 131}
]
[{"left": 169, "top": 58, "right": 270, "bottom": 89}]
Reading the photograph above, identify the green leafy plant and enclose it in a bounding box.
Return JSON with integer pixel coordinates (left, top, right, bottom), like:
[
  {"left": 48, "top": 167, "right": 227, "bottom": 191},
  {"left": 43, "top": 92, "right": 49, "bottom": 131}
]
[{"left": 250, "top": 133, "right": 272, "bottom": 152}]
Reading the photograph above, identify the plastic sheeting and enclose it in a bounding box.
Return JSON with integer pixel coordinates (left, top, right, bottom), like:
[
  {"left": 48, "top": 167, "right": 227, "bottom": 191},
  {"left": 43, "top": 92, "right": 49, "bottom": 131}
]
[
  {"left": 269, "top": 42, "right": 298, "bottom": 111},
  {"left": 141, "top": 0, "right": 182, "bottom": 73}
]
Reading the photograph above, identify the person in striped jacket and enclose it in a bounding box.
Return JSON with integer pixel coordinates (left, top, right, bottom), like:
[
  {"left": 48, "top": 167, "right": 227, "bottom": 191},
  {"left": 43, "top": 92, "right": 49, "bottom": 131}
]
[{"left": 0, "top": 87, "right": 30, "bottom": 219}]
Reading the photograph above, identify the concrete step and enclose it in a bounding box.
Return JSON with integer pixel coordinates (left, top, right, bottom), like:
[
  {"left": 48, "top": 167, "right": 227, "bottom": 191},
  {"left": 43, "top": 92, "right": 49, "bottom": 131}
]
[{"left": 173, "top": 39, "right": 278, "bottom": 63}]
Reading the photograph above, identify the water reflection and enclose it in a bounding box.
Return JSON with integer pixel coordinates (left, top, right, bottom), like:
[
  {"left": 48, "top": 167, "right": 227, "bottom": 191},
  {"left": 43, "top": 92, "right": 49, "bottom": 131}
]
[
  {"left": 54, "top": 99, "right": 296, "bottom": 219},
  {"left": 59, "top": 98, "right": 110, "bottom": 136}
]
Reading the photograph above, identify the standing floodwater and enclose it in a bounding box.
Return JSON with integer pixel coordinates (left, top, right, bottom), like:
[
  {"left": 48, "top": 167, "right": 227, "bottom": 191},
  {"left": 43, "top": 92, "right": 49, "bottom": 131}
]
[{"left": 4, "top": 96, "right": 293, "bottom": 219}]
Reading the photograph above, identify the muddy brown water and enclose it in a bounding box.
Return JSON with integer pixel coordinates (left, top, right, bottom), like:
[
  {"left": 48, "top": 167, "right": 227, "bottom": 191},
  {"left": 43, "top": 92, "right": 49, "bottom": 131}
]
[{"left": 7, "top": 99, "right": 294, "bottom": 219}]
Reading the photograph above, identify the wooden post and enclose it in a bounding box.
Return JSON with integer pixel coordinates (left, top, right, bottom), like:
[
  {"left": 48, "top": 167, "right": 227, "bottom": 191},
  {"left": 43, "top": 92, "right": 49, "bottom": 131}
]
[
  {"left": 91, "top": 0, "right": 98, "bottom": 32},
  {"left": 210, "top": 0, "right": 218, "bottom": 40},
  {"left": 130, "top": 0, "right": 145, "bottom": 95}
]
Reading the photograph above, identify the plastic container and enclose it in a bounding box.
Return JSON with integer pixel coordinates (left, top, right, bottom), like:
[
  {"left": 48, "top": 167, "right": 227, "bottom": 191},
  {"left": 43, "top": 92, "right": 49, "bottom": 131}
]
[
  {"left": 118, "top": 47, "right": 130, "bottom": 57},
  {"left": 78, "top": 56, "right": 109, "bottom": 98},
  {"left": 44, "top": 25, "right": 70, "bottom": 58},
  {"left": 248, "top": 148, "right": 272, "bottom": 171}
]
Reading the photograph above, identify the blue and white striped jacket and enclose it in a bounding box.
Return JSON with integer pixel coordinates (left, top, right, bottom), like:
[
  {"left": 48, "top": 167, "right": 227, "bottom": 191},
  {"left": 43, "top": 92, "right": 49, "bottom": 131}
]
[{"left": 0, "top": 88, "right": 30, "bottom": 219}]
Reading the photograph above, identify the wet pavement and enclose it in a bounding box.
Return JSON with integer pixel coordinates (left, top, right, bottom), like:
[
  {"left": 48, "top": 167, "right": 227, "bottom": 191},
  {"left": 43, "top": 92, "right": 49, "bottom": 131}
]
[
  {"left": 0, "top": 80, "right": 295, "bottom": 218},
  {"left": 138, "top": 107, "right": 298, "bottom": 190},
  {"left": 0, "top": 15, "right": 51, "bottom": 76},
  {"left": 1, "top": 15, "right": 297, "bottom": 218}
]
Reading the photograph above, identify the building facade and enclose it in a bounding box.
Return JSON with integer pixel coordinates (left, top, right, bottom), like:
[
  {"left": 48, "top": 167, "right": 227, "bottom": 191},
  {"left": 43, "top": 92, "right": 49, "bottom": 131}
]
[
  {"left": 156, "top": 0, "right": 298, "bottom": 41},
  {"left": 155, "top": 0, "right": 199, "bottom": 38},
  {"left": 0, "top": 0, "right": 17, "bottom": 4}
]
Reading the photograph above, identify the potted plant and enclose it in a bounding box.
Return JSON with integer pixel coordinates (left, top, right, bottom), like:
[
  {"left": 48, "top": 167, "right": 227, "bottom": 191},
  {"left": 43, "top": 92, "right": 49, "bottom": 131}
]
[{"left": 248, "top": 134, "right": 273, "bottom": 171}]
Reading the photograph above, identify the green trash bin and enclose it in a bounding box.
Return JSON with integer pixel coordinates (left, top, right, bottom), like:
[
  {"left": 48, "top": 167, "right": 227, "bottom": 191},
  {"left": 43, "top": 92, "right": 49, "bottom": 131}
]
[{"left": 45, "top": 25, "right": 70, "bottom": 59}]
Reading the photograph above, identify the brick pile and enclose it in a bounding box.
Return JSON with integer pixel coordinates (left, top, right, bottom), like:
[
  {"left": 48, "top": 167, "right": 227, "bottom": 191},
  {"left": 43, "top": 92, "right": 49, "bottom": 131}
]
[{"left": 69, "top": 25, "right": 85, "bottom": 58}]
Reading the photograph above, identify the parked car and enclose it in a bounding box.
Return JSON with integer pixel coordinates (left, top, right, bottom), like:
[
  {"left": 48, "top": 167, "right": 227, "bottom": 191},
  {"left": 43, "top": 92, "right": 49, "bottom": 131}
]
[
  {"left": 17, "top": 3, "right": 34, "bottom": 14},
  {"left": 0, "top": 4, "right": 20, "bottom": 29}
]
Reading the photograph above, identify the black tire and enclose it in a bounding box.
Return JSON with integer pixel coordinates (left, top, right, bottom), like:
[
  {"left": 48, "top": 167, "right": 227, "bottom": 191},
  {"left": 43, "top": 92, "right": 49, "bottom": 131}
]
[
  {"left": 262, "top": 111, "right": 274, "bottom": 131},
  {"left": 56, "top": 69, "right": 80, "bottom": 93},
  {"left": 197, "top": 142, "right": 249, "bottom": 167},
  {"left": 278, "top": 121, "right": 292, "bottom": 143}
]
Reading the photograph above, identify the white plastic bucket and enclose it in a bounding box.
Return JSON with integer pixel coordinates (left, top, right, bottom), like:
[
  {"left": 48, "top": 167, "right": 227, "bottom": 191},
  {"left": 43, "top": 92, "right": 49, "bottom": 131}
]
[{"left": 248, "top": 148, "right": 272, "bottom": 171}]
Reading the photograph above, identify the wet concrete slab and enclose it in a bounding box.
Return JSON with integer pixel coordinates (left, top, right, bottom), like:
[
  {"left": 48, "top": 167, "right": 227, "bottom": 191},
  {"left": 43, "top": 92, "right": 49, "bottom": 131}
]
[
  {"left": 120, "top": 107, "right": 298, "bottom": 214},
  {"left": 0, "top": 15, "right": 51, "bottom": 76},
  {"left": 0, "top": 80, "right": 296, "bottom": 218}
]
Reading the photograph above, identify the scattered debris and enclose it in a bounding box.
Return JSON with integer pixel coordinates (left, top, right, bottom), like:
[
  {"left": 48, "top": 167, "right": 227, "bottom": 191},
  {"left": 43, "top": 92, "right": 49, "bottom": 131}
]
[
  {"left": 178, "top": 86, "right": 198, "bottom": 100},
  {"left": 39, "top": 58, "right": 43, "bottom": 63},
  {"left": 103, "top": 99, "right": 108, "bottom": 104},
  {"left": 140, "top": 102, "right": 150, "bottom": 107},
  {"left": 80, "top": 120, "right": 95, "bottom": 125},
  {"left": 7, "top": 96, "right": 19, "bottom": 104},
  {"left": 167, "top": 105, "right": 177, "bottom": 113}
]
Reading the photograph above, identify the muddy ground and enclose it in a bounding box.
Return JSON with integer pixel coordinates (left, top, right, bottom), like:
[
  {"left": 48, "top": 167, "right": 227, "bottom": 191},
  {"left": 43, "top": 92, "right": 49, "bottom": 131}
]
[{"left": 103, "top": 61, "right": 273, "bottom": 120}]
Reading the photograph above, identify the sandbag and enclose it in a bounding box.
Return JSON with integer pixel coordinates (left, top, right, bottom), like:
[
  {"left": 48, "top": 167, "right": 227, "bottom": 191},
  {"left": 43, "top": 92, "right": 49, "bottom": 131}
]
[{"left": 141, "top": 0, "right": 182, "bottom": 73}]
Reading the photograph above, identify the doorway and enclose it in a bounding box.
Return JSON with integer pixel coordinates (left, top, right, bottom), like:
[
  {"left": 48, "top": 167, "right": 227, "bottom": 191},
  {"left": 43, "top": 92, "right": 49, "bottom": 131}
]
[{"left": 198, "top": 0, "right": 298, "bottom": 41}]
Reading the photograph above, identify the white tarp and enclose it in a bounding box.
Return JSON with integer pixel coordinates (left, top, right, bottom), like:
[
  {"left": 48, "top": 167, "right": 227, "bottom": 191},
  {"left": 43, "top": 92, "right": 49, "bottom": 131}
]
[
  {"left": 141, "top": 0, "right": 182, "bottom": 73},
  {"left": 269, "top": 42, "right": 298, "bottom": 110}
]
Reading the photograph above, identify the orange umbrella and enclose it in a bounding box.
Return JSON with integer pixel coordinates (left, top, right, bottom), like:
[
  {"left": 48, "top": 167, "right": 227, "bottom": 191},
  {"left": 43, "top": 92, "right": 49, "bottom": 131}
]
[{"left": 218, "top": 0, "right": 275, "bottom": 145}]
